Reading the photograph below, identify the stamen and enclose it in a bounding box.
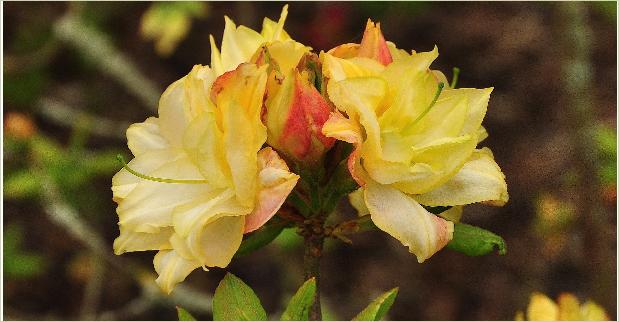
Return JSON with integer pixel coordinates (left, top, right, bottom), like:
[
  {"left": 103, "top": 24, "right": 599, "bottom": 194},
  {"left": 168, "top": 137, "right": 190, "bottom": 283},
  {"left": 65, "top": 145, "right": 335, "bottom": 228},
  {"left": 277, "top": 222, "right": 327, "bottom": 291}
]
[
  {"left": 451, "top": 67, "right": 460, "bottom": 88},
  {"left": 116, "top": 155, "right": 208, "bottom": 184},
  {"left": 411, "top": 82, "right": 445, "bottom": 126}
]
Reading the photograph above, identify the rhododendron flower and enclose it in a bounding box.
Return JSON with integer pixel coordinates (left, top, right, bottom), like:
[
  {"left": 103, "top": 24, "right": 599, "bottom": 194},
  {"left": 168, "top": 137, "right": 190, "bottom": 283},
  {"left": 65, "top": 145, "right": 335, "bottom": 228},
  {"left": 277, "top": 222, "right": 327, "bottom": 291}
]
[
  {"left": 112, "top": 63, "right": 298, "bottom": 294},
  {"left": 322, "top": 21, "right": 508, "bottom": 262},
  {"left": 515, "top": 292, "right": 609, "bottom": 321}
]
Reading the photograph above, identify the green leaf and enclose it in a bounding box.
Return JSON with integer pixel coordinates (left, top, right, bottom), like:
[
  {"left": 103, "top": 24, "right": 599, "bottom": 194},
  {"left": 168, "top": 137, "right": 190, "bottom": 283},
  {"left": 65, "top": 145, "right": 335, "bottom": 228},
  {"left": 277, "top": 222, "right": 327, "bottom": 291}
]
[
  {"left": 446, "top": 223, "right": 507, "bottom": 256},
  {"left": 235, "top": 223, "right": 285, "bottom": 257},
  {"left": 4, "top": 170, "right": 40, "bottom": 199},
  {"left": 281, "top": 278, "right": 317, "bottom": 321},
  {"left": 352, "top": 288, "right": 399, "bottom": 321},
  {"left": 213, "top": 273, "right": 267, "bottom": 321},
  {"left": 176, "top": 306, "right": 196, "bottom": 321}
]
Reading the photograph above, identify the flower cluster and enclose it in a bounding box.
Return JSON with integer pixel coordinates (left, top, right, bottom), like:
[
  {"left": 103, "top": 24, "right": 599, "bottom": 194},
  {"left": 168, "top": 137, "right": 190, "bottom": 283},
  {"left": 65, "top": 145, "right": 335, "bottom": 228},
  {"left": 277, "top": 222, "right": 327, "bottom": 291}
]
[{"left": 112, "top": 6, "right": 508, "bottom": 293}]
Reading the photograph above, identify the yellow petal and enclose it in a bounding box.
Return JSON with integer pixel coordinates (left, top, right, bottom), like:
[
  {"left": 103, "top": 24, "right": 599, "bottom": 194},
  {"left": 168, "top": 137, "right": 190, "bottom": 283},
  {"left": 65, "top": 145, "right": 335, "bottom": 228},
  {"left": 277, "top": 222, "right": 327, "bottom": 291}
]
[
  {"left": 260, "top": 5, "right": 290, "bottom": 41},
  {"left": 266, "top": 40, "right": 310, "bottom": 75},
  {"left": 157, "top": 78, "right": 190, "bottom": 147},
  {"left": 187, "top": 215, "right": 245, "bottom": 267},
  {"left": 440, "top": 87, "right": 493, "bottom": 136},
  {"left": 153, "top": 250, "right": 201, "bottom": 294},
  {"left": 557, "top": 293, "right": 581, "bottom": 321},
  {"left": 414, "top": 148, "right": 509, "bottom": 206},
  {"left": 321, "top": 53, "right": 383, "bottom": 83},
  {"left": 244, "top": 147, "right": 299, "bottom": 233},
  {"left": 171, "top": 188, "right": 249, "bottom": 238},
  {"left": 218, "top": 16, "right": 264, "bottom": 74},
  {"left": 116, "top": 153, "right": 210, "bottom": 233},
  {"left": 348, "top": 187, "right": 369, "bottom": 216},
  {"left": 126, "top": 117, "right": 168, "bottom": 156},
  {"left": 213, "top": 64, "right": 268, "bottom": 207},
  {"left": 322, "top": 111, "right": 368, "bottom": 185},
  {"left": 364, "top": 181, "right": 454, "bottom": 263},
  {"left": 111, "top": 149, "right": 184, "bottom": 202},
  {"left": 183, "top": 112, "right": 231, "bottom": 188},
  {"left": 113, "top": 226, "right": 174, "bottom": 255},
  {"left": 368, "top": 135, "right": 477, "bottom": 194},
  {"left": 527, "top": 292, "right": 559, "bottom": 321},
  {"left": 579, "top": 301, "right": 609, "bottom": 321},
  {"left": 437, "top": 206, "right": 463, "bottom": 223}
]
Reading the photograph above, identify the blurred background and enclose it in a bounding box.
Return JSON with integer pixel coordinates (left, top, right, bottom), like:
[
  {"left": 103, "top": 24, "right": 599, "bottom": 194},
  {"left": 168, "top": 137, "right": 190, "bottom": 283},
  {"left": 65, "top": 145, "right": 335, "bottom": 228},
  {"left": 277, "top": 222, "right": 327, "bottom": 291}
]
[{"left": 3, "top": 2, "right": 617, "bottom": 320}]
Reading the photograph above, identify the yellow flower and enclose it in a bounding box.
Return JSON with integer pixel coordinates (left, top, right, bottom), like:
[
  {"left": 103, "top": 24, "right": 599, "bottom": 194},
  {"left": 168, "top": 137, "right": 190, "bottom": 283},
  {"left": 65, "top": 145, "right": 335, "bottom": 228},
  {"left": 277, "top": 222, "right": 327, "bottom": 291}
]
[
  {"left": 516, "top": 292, "right": 609, "bottom": 321},
  {"left": 322, "top": 22, "right": 508, "bottom": 262},
  {"left": 112, "top": 63, "right": 299, "bottom": 294}
]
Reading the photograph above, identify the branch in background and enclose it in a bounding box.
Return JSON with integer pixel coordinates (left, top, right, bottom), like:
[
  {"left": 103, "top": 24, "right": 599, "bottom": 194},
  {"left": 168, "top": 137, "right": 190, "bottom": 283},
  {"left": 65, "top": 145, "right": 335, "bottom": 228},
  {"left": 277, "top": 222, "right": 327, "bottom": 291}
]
[
  {"left": 560, "top": 2, "right": 615, "bottom": 309},
  {"left": 37, "top": 97, "right": 130, "bottom": 140},
  {"left": 53, "top": 12, "right": 160, "bottom": 111},
  {"left": 37, "top": 171, "right": 212, "bottom": 319}
]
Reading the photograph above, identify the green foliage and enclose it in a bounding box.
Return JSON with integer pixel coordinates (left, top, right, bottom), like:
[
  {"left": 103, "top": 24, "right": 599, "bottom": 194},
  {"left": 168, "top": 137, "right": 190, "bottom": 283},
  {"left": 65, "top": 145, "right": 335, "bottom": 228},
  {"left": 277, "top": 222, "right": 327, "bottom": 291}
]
[
  {"left": 273, "top": 228, "right": 304, "bottom": 251},
  {"left": 176, "top": 306, "right": 197, "bottom": 321},
  {"left": 235, "top": 222, "right": 286, "bottom": 257},
  {"left": 592, "top": 124, "right": 617, "bottom": 185},
  {"left": 4, "top": 170, "right": 40, "bottom": 199},
  {"left": 3, "top": 224, "right": 47, "bottom": 278},
  {"left": 141, "top": 2, "right": 209, "bottom": 56},
  {"left": 213, "top": 273, "right": 267, "bottom": 321},
  {"left": 4, "top": 68, "right": 49, "bottom": 107},
  {"left": 281, "top": 278, "right": 317, "bottom": 321},
  {"left": 446, "top": 223, "right": 507, "bottom": 256},
  {"left": 352, "top": 288, "right": 399, "bottom": 321}
]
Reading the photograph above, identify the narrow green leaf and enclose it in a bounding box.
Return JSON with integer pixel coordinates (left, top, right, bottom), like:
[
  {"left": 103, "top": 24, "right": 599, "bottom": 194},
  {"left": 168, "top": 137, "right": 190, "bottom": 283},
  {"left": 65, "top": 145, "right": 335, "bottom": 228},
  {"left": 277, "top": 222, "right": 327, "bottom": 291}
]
[
  {"left": 352, "top": 287, "right": 399, "bottom": 321},
  {"left": 235, "top": 223, "right": 285, "bottom": 257},
  {"left": 176, "top": 306, "right": 196, "bottom": 321},
  {"left": 281, "top": 278, "right": 317, "bottom": 321},
  {"left": 213, "top": 273, "right": 267, "bottom": 321},
  {"left": 446, "top": 223, "right": 507, "bottom": 256}
]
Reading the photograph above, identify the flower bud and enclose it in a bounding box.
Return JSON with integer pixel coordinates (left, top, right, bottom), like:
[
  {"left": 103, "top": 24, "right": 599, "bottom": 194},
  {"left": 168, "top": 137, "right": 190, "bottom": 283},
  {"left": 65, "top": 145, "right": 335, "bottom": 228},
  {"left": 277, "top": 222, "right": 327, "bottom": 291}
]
[
  {"left": 264, "top": 55, "right": 334, "bottom": 165},
  {"left": 357, "top": 19, "right": 393, "bottom": 65}
]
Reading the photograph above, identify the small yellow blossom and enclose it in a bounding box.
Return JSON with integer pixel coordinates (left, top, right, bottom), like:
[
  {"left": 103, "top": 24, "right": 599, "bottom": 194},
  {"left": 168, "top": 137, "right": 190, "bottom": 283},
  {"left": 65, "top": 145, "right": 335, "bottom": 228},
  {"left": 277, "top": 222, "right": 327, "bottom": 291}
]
[
  {"left": 322, "top": 21, "right": 508, "bottom": 262},
  {"left": 516, "top": 292, "right": 609, "bottom": 321}
]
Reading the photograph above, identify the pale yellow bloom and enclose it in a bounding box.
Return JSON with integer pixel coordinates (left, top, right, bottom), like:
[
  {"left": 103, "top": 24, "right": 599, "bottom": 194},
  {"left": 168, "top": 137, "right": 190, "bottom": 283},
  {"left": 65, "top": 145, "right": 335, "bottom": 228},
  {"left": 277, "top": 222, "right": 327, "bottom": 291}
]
[
  {"left": 112, "top": 63, "right": 299, "bottom": 294},
  {"left": 516, "top": 292, "right": 609, "bottom": 321},
  {"left": 322, "top": 26, "right": 508, "bottom": 262}
]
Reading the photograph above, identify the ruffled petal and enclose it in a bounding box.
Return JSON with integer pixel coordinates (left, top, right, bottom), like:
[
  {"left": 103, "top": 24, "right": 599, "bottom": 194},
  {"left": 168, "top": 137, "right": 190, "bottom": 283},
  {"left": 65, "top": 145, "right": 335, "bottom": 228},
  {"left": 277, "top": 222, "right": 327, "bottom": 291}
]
[
  {"left": 113, "top": 226, "right": 174, "bottom": 255},
  {"left": 126, "top": 117, "right": 168, "bottom": 156},
  {"left": 244, "top": 147, "right": 299, "bottom": 233},
  {"left": 322, "top": 111, "right": 367, "bottom": 185},
  {"left": 153, "top": 250, "right": 201, "bottom": 294},
  {"left": 111, "top": 149, "right": 184, "bottom": 202},
  {"left": 185, "top": 216, "right": 245, "bottom": 267},
  {"left": 172, "top": 188, "right": 250, "bottom": 237},
  {"left": 116, "top": 153, "right": 210, "bottom": 233},
  {"left": 364, "top": 181, "right": 453, "bottom": 263},
  {"left": 213, "top": 64, "right": 268, "bottom": 207},
  {"left": 414, "top": 148, "right": 509, "bottom": 206}
]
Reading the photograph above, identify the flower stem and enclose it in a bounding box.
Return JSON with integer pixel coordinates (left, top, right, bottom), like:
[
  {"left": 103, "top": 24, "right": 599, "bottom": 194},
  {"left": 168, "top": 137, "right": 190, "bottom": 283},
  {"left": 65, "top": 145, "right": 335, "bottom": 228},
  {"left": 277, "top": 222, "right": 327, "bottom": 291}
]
[{"left": 302, "top": 220, "right": 325, "bottom": 320}]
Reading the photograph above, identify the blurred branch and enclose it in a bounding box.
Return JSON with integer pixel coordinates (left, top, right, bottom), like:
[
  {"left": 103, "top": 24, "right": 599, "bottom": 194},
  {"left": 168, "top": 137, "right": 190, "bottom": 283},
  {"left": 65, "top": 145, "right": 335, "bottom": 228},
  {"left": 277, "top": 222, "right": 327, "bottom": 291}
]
[
  {"left": 53, "top": 12, "right": 160, "bottom": 111},
  {"left": 37, "top": 97, "right": 129, "bottom": 140},
  {"left": 37, "top": 171, "right": 212, "bottom": 319},
  {"left": 559, "top": 1, "right": 615, "bottom": 307},
  {"left": 79, "top": 255, "right": 105, "bottom": 320}
]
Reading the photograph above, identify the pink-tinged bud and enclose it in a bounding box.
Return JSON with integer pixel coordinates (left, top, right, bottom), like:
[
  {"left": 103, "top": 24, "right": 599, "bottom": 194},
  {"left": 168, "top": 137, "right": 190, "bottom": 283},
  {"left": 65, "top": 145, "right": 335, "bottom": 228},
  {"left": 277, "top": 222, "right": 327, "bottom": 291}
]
[
  {"left": 265, "top": 63, "right": 335, "bottom": 165},
  {"left": 357, "top": 19, "right": 392, "bottom": 65}
]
